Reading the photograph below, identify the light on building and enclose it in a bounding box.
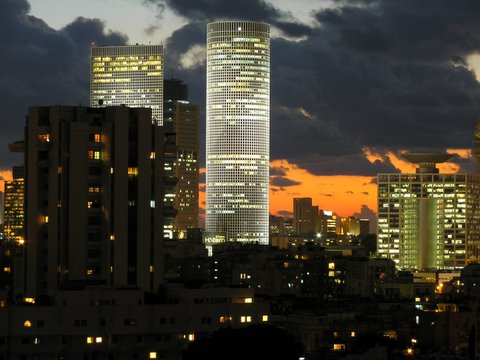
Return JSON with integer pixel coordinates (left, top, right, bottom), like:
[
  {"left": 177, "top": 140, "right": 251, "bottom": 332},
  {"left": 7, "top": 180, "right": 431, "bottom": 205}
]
[
  {"left": 23, "top": 320, "right": 32, "bottom": 328},
  {"left": 188, "top": 333, "right": 195, "bottom": 341},
  {"left": 95, "top": 336, "right": 103, "bottom": 343},
  {"left": 262, "top": 315, "right": 269, "bottom": 322},
  {"left": 149, "top": 352, "right": 157, "bottom": 359},
  {"left": 333, "top": 344, "right": 345, "bottom": 351},
  {"left": 244, "top": 297, "right": 253, "bottom": 303},
  {"left": 86, "top": 337, "right": 94, "bottom": 344}
]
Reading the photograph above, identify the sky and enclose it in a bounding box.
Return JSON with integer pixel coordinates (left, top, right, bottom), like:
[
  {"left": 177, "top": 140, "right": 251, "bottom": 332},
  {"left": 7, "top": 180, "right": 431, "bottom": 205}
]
[{"left": 2, "top": 0, "right": 480, "bottom": 226}]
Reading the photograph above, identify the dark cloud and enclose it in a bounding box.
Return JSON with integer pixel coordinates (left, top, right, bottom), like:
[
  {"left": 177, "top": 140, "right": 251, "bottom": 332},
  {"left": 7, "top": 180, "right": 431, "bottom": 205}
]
[
  {"left": 346, "top": 191, "right": 354, "bottom": 194},
  {"left": 267, "top": 0, "right": 480, "bottom": 175},
  {"left": 0, "top": 0, "right": 127, "bottom": 169},
  {"left": 144, "top": 0, "right": 312, "bottom": 37},
  {"left": 361, "top": 191, "right": 369, "bottom": 195},
  {"left": 3, "top": 0, "right": 480, "bottom": 180},
  {"left": 321, "top": 193, "right": 333, "bottom": 197},
  {"left": 270, "top": 165, "right": 288, "bottom": 176},
  {"left": 271, "top": 176, "right": 301, "bottom": 187}
]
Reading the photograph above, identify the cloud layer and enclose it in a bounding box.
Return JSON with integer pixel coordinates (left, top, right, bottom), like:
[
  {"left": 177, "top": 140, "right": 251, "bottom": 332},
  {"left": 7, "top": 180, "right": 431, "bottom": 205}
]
[
  {"left": 2, "top": 0, "right": 480, "bottom": 180},
  {"left": 0, "top": 0, "right": 127, "bottom": 167}
]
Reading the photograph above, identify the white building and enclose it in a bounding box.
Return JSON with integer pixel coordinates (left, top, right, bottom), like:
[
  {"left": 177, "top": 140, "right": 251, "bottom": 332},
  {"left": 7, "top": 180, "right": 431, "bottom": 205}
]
[
  {"left": 205, "top": 21, "right": 270, "bottom": 246},
  {"left": 377, "top": 153, "right": 480, "bottom": 270},
  {"left": 90, "top": 45, "right": 164, "bottom": 125}
]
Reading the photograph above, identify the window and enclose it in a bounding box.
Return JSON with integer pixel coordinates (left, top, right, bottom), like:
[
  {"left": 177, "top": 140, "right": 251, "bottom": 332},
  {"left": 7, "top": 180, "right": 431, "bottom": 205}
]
[
  {"left": 88, "top": 150, "right": 101, "bottom": 160},
  {"left": 38, "top": 134, "right": 50, "bottom": 142}
]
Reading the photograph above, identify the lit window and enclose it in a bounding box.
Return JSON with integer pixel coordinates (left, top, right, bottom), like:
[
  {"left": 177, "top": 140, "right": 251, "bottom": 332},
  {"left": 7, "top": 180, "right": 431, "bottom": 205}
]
[
  {"left": 246, "top": 316, "right": 251, "bottom": 323},
  {"left": 328, "top": 262, "right": 335, "bottom": 270},
  {"left": 44, "top": 216, "right": 49, "bottom": 224},
  {"left": 149, "top": 352, "right": 157, "bottom": 359},
  {"left": 333, "top": 344, "right": 345, "bottom": 351},
  {"left": 87, "top": 269, "right": 94, "bottom": 276},
  {"left": 94, "top": 134, "right": 101, "bottom": 143},
  {"left": 188, "top": 333, "right": 195, "bottom": 341},
  {"left": 38, "top": 134, "right": 50, "bottom": 142},
  {"left": 240, "top": 316, "right": 246, "bottom": 323},
  {"left": 3, "top": 267, "right": 11, "bottom": 273},
  {"left": 244, "top": 297, "right": 253, "bottom": 303},
  {"left": 88, "top": 151, "right": 101, "bottom": 160},
  {"left": 86, "top": 337, "right": 94, "bottom": 344},
  {"left": 95, "top": 337, "right": 102, "bottom": 343},
  {"left": 219, "top": 316, "right": 225, "bottom": 323},
  {"left": 23, "top": 320, "right": 32, "bottom": 328},
  {"left": 351, "top": 331, "right": 356, "bottom": 337},
  {"left": 128, "top": 167, "right": 138, "bottom": 176},
  {"left": 262, "top": 315, "right": 268, "bottom": 322},
  {"left": 24, "top": 298, "right": 35, "bottom": 304}
]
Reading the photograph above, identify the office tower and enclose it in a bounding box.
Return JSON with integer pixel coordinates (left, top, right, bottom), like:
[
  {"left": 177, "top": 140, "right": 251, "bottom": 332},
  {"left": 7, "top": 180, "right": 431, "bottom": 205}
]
[
  {"left": 90, "top": 45, "right": 164, "bottom": 125},
  {"left": 318, "top": 210, "right": 337, "bottom": 234},
  {"left": 339, "top": 216, "right": 360, "bottom": 236},
  {"left": 205, "top": 21, "right": 270, "bottom": 245},
  {"left": 293, "top": 198, "right": 317, "bottom": 234},
  {"left": 23, "top": 106, "right": 165, "bottom": 297},
  {"left": 3, "top": 166, "right": 25, "bottom": 244},
  {"left": 164, "top": 79, "right": 200, "bottom": 238},
  {"left": 377, "top": 153, "right": 480, "bottom": 270}
]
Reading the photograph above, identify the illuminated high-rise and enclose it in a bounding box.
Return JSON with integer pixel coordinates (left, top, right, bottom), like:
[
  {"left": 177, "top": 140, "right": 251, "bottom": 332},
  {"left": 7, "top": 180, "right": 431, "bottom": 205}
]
[
  {"left": 377, "top": 153, "right": 480, "bottom": 270},
  {"left": 90, "top": 45, "right": 163, "bottom": 125},
  {"left": 3, "top": 166, "right": 25, "bottom": 244},
  {"left": 205, "top": 21, "right": 270, "bottom": 245},
  {"left": 164, "top": 79, "right": 200, "bottom": 238}
]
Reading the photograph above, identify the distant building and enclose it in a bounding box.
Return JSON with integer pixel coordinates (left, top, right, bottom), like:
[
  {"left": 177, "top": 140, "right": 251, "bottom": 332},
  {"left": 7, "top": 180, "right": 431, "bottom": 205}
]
[
  {"left": 22, "top": 106, "right": 165, "bottom": 297},
  {"left": 90, "top": 44, "right": 164, "bottom": 125},
  {"left": 339, "top": 216, "right": 360, "bottom": 236},
  {"left": 3, "top": 166, "right": 25, "bottom": 244},
  {"left": 205, "top": 21, "right": 270, "bottom": 246},
  {"left": 377, "top": 153, "right": 480, "bottom": 270},
  {"left": 164, "top": 79, "right": 200, "bottom": 238},
  {"left": 359, "top": 218, "right": 370, "bottom": 236},
  {"left": 293, "top": 198, "right": 317, "bottom": 234}
]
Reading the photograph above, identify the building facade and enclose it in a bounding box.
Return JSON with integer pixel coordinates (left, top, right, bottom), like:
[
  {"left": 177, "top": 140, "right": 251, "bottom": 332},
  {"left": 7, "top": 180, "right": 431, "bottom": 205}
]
[
  {"left": 3, "top": 166, "right": 25, "bottom": 244},
  {"left": 90, "top": 45, "right": 164, "bottom": 125},
  {"left": 164, "top": 80, "right": 200, "bottom": 238},
  {"left": 377, "top": 154, "right": 480, "bottom": 270},
  {"left": 205, "top": 21, "right": 270, "bottom": 245},
  {"left": 23, "top": 106, "right": 165, "bottom": 297},
  {"left": 293, "top": 198, "right": 317, "bottom": 235}
]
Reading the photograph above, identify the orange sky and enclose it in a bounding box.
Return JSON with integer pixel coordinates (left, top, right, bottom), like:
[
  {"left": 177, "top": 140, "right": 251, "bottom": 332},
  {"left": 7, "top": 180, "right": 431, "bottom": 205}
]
[
  {"left": 1, "top": 147, "right": 470, "bottom": 222},
  {"left": 199, "top": 148, "right": 472, "bottom": 220}
]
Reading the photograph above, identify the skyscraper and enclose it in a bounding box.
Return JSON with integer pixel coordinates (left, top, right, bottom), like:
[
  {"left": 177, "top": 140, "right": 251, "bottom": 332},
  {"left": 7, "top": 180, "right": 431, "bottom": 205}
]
[
  {"left": 90, "top": 45, "right": 164, "bottom": 125},
  {"left": 293, "top": 198, "right": 317, "bottom": 234},
  {"left": 3, "top": 166, "right": 25, "bottom": 244},
  {"left": 164, "top": 79, "right": 200, "bottom": 238},
  {"left": 205, "top": 21, "right": 270, "bottom": 246},
  {"left": 22, "top": 106, "right": 165, "bottom": 297},
  {"left": 377, "top": 153, "right": 480, "bottom": 270}
]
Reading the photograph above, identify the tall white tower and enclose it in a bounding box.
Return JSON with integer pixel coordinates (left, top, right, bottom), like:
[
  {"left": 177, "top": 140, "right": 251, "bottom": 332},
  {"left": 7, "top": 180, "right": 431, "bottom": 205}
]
[{"left": 206, "top": 21, "right": 270, "bottom": 245}]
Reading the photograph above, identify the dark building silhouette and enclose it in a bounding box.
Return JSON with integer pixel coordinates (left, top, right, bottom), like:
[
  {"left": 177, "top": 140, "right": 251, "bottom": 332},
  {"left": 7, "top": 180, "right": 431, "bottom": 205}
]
[{"left": 21, "top": 106, "right": 165, "bottom": 297}]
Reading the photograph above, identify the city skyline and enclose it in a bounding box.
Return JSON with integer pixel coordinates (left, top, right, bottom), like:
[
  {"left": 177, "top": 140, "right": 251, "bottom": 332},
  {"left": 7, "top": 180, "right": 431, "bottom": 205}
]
[{"left": 2, "top": 0, "right": 480, "bottom": 219}]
